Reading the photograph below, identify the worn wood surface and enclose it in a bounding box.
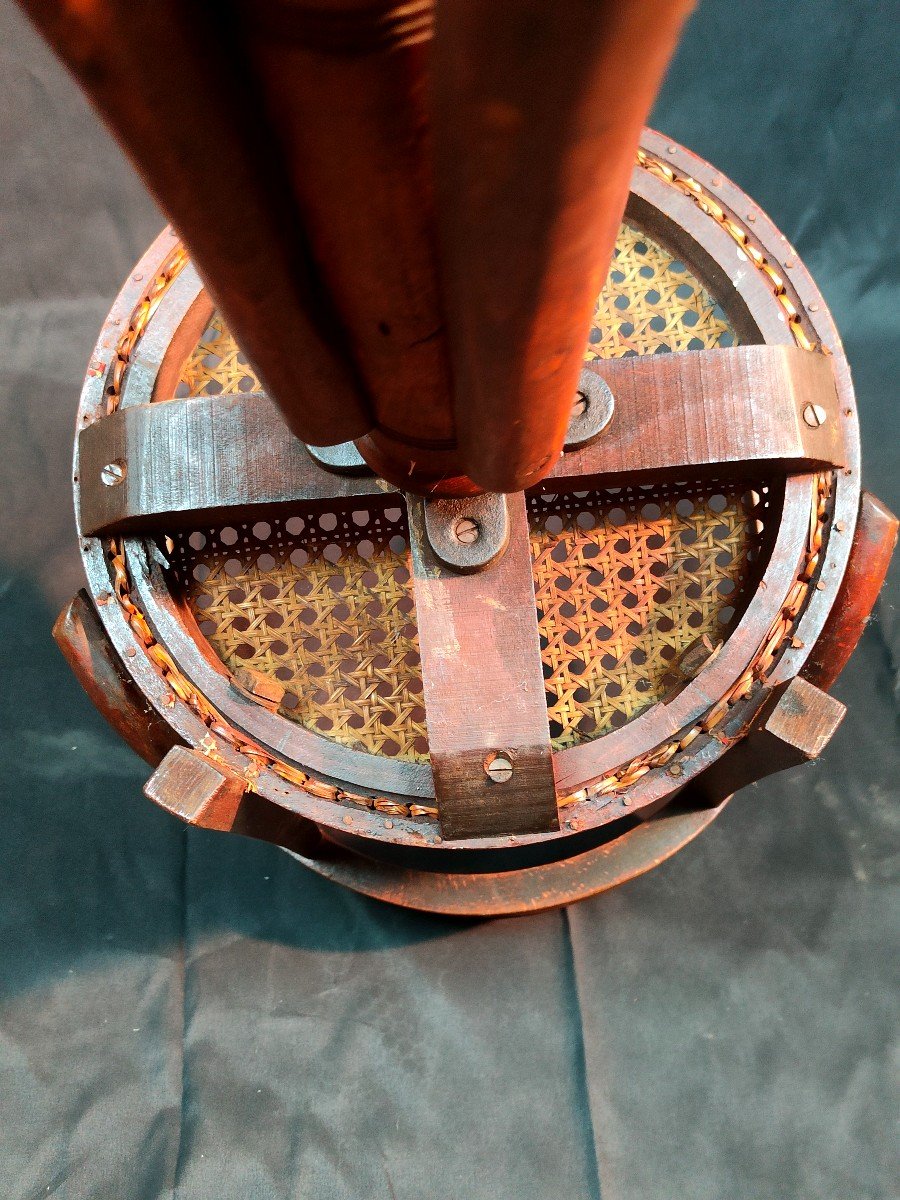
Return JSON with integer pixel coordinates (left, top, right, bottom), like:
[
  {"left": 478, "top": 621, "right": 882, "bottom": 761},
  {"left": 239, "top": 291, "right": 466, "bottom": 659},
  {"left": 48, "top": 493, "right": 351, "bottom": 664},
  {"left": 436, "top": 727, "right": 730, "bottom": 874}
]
[
  {"left": 802, "top": 491, "right": 898, "bottom": 691},
  {"left": 80, "top": 344, "right": 842, "bottom": 537},
  {"left": 293, "top": 794, "right": 729, "bottom": 917},
  {"left": 408, "top": 494, "right": 558, "bottom": 839},
  {"left": 694, "top": 676, "right": 846, "bottom": 802},
  {"left": 231, "top": 666, "right": 286, "bottom": 713},
  {"left": 145, "top": 745, "right": 323, "bottom": 856},
  {"left": 549, "top": 344, "right": 844, "bottom": 486},
  {"left": 144, "top": 745, "right": 247, "bottom": 830},
  {"left": 62, "top": 133, "right": 872, "bottom": 878},
  {"left": 77, "top": 393, "right": 383, "bottom": 537},
  {"left": 234, "top": 0, "right": 453, "bottom": 465},
  {"left": 124, "top": 540, "right": 434, "bottom": 799},
  {"left": 20, "top": 0, "right": 693, "bottom": 495},
  {"left": 52, "top": 589, "right": 180, "bottom": 767}
]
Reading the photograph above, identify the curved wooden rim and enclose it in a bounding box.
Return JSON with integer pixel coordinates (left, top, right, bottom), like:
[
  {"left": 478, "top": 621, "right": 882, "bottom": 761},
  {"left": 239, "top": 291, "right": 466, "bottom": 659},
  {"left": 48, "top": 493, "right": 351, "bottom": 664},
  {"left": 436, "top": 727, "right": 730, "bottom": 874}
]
[
  {"left": 289, "top": 794, "right": 732, "bottom": 917},
  {"left": 74, "top": 132, "right": 860, "bottom": 855}
]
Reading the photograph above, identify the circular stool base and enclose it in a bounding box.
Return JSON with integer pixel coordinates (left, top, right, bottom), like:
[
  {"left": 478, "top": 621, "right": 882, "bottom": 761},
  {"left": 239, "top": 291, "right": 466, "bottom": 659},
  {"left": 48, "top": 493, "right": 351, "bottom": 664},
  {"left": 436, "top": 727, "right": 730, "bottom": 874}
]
[{"left": 290, "top": 796, "right": 730, "bottom": 917}]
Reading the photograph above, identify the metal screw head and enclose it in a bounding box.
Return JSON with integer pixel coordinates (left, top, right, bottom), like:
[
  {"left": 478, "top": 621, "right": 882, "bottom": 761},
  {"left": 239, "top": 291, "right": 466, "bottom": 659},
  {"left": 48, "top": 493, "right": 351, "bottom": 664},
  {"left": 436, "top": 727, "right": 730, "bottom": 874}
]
[
  {"left": 484, "top": 753, "right": 513, "bottom": 783},
  {"left": 453, "top": 516, "right": 480, "bottom": 545},
  {"left": 565, "top": 369, "right": 615, "bottom": 450},
  {"left": 100, "top": 459, "right": 127, "bottom": 486},
  {"left": 802, "top": 403, "right": 828, "bottom": 429}
]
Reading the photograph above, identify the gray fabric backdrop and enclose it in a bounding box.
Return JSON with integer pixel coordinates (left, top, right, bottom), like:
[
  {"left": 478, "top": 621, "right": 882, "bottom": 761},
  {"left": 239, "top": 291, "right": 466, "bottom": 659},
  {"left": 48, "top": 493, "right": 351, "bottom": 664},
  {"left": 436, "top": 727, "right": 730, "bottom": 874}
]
[{"left": 1, "top": 1, "right": 897, "bottom": 1197}]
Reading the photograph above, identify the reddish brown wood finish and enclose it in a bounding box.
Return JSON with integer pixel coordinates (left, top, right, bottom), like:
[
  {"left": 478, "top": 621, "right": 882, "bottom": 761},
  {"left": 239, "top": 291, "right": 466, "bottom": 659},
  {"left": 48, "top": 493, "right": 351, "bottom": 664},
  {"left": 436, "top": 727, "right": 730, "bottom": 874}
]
[
  {"left": 550, "top": 345, "right": 844, "bottom": 485},
  {"left": 125, "top": 540, "right": 433, "bottom": 801},
  {"left": 145, "top": 745, "right": 247, "bottom": 830},
  {"left": 59, "top": 136, "right": 884, "bottom": 912},
  {"left": 407, "top": 494, "right": 557, "bottom": 839},
  {"left": 234, "top": 0, "right": 454, "bottom": 460},
  {"left": 16, "top": 0, "right": 372, "bottom": 447},
  {"left": 53, "top": 589, "right": 180, "bottom": 766},
  {"left": 146, "top": 746, "right": 323, "bottom": 856},
  {"left": 692, "top": 676, "right": 846, "bottom": 803},
  {"left": 294, "top": 794, "right": 730, "bottom": 917},
  {"left": 74, "top": 137, "right": 866, "bottom": 856},
  {"left": 802, "top": 491, "right": 898, "bottom": 691},
  {"left": 432, "top": 0, "right": 696, "bottom": 493},
  {"left": 77, "top": 392, "right": 382, "bottom": 538}
]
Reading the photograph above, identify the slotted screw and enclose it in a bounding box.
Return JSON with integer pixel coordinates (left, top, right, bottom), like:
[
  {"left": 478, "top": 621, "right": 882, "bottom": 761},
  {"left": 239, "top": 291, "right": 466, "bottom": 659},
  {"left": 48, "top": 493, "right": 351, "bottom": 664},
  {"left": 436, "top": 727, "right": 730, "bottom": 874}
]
[
  {"left": 484, "top": 753, "right": 513, "bottom": 783},
  {"left": 100, "top": 459, "right": 127, "bottom": 486},
  {"left": 453, "top": 516, "right": 480, "bottom": 545},
  {"left": 802, "top": 403, "right": 827, "bottom": 429}
]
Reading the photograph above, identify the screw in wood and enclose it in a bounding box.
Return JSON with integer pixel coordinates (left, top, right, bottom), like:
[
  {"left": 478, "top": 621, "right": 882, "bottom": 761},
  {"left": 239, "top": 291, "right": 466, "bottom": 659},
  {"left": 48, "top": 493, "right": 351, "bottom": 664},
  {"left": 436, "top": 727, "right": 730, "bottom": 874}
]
[
  {"left": 802, "top": 403, "right": 828, "bottom": 429},
  {"left": 453, "top": 516, "right": 480, "bottom": 544},
  {"left": 100, "top": 459, "right": 127, "bottom": 486},
  {"left": 484, "top": 753, "right": 513, "bottom": 783}
]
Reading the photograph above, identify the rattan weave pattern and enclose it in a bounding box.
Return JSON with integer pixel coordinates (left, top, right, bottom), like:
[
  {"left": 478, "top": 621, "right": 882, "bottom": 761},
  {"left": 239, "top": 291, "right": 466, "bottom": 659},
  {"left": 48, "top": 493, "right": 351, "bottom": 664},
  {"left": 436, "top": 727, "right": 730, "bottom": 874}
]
[
  {"left": 529, "top": 481, "right": 773, "bottom": 747},
  {"left": 175, "top": 318, "right": 263, "bottom": 397},
  {"left": 168, "top": 502, "right": 427, "bottom": 760},
  {"left": 587, "top": 222, "right": 735, "bottom": 359},
  {"left": 176, "top": 223, "right": 736, "bottom": 397}
]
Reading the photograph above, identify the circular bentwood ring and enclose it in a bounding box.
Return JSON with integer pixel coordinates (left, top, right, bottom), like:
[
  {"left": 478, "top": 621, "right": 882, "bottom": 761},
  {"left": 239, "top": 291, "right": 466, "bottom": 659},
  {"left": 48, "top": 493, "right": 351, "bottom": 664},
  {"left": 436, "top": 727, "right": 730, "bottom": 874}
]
[{"left": 57, "top": 130, "right": 894, "bottom": 916}]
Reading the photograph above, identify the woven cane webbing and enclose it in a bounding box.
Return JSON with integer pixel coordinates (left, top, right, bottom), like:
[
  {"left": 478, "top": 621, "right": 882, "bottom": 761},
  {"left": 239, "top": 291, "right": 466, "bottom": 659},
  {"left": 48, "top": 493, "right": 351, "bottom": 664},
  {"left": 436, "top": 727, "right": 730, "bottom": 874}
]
[
  {"left": 168, "top": 502, "right": 428, "bottom": 759},
  {"left": 175, "top": 317, "right": 263, "bottom": 397},
  {"left": 587, "top": 222, "right": 736, "bottom": 360},
  {"left": 166, "top": 221, "right": 760, "bottom": 761},
  {"left": 529, "top": 481, "right": 773, "bottom": 747}
]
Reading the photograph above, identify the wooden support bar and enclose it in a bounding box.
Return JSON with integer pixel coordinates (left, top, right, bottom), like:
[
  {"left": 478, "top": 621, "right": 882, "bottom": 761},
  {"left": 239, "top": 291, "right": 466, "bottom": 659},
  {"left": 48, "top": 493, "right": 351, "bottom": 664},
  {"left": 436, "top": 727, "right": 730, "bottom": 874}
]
[
  {"left": 802, "top": 491, "right": 898, "bottom": 691},
  {"left": 693, "top": 676, "right": 846, "bottom": 803},
  {"left": 77, "top": 394, "right": 387, "bottom": 536},
  {"left": 547, "top": 345, "right": 844, "bottom": 487},
  {"left": 53, "top": 589, "right": 180, "bottom": 766},
  {"left": 144, "top": 745, "right": 247, "bottom": 831},
  {"left": 144, "top": 745, "right": 323, "bottom": 856},
  {"left": 407, "top": 493, "right": 558, "bottom": 840},
  {"left": 78, "top": 344, "right": 845, "bottom": 537}
]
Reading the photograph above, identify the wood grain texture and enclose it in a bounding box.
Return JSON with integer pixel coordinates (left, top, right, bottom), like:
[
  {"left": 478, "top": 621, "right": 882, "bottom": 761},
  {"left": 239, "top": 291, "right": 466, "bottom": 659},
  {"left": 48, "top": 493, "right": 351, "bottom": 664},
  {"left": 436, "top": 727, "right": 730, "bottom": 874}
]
[
  {"left": 234, "top": 0, "right": 453, "bottom": 455},
  {"left": 408, "top": 493, "right": 558, "bottom": 839},
  {"left": 231, "top": 666, "right": 286, "bottom": 712},
  {"left": 79, "top": 344, "right": 843, "bottom": 536},
  {"left": 53, "top": 589, "right": 180, "bottom": 766},
  {"left": 77, "top": 394, "right": 387, "bottom": 536},
  {"left": 548, "top": 345, "right": 844, "bottom": 487},
  {"left": 144, "top": 745, "right": 324, "bottom": 855},
  {"left": 15, "top": 0, "right": 372, "bottom": 446},
  {"left": 802, "top": 491, "right": 898, "bottom": 691},
  {"left": 692, "top": 676, "right": 846, "bottom": 802},
  {"left": 292, "top": 795, "right": 729, "bottom": 917},
  {"left": 432, "top": 0, "right": 696, "bottom": 492},
  {"left": 144, "top": 745, "right": 247, "bottom": 830}
]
